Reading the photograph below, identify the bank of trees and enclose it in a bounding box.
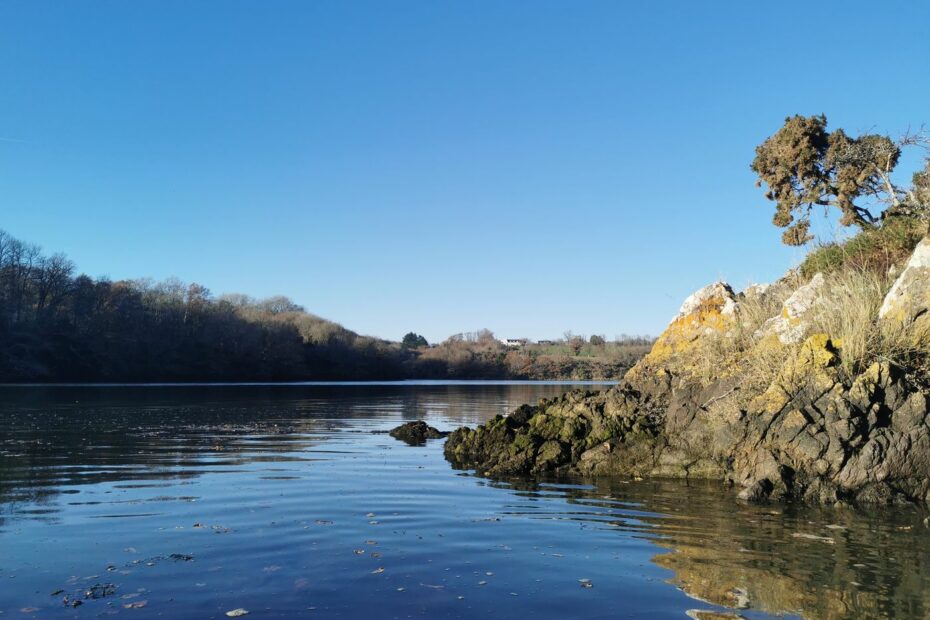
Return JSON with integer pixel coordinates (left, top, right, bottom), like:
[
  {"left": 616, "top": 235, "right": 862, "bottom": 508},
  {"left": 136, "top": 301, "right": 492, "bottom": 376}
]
[
  {"left": 0, "top": 229, "right": 649, "bottom": 382},
  {"left": 0, "top": 229, "right": 408, "bottom": 381},
  {"left": 411, "top": 331, "right": 652, "bottom": 380}
]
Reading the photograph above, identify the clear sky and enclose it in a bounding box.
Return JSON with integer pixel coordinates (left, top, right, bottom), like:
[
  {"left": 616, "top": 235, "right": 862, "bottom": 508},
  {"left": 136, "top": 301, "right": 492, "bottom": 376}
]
[{"left": 2, "top": 1, "right": 928, "bottom": 343}]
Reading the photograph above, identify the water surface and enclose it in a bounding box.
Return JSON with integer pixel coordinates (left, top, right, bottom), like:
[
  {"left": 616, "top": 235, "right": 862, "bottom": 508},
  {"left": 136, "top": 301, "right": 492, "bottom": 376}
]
[{"left": 1, "top": 382, "right": 929, "bottom": 619}]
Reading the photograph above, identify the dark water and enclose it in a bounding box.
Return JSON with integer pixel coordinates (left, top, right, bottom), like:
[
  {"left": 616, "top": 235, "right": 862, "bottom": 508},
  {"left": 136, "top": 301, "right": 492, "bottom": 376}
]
[{"left": 2, "top": 382, "right": 930, "bottom": 620}]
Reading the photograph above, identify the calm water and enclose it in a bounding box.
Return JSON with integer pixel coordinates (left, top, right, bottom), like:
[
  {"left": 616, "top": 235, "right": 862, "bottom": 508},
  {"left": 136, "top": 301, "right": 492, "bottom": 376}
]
[{"left": 2, "top": 382, "right": 930, "bottom": 620}]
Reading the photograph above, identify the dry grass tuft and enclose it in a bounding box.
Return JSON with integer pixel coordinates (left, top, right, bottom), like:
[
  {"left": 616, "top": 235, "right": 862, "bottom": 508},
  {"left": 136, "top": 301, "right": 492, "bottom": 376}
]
[
  {"left": 696, "top": 264, "right": 930, "bottom": 393},
  {"left": 807, "top": 268, "right": 891, "bottom": 378},
  {"left": 694, "top": 279, "right": 795, "bottom": 386}
]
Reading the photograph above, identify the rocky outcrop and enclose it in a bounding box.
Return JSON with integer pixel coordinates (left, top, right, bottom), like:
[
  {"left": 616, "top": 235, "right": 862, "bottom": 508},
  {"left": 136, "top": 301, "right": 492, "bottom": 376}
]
[
  {"left": 757, "top": 272, "right": 824, "bottom": 344},
  {"left": 445, "top": 240, "right": 930, "bottom": 504},
  {"left": 445, "top": 391, "right": 666, "bottom": 477},
  {"left": 389, "top": 421, "right": 449, "bottom": 445},
  {"left": 879, "top": 236, "right": 930, "bottom": 322}
]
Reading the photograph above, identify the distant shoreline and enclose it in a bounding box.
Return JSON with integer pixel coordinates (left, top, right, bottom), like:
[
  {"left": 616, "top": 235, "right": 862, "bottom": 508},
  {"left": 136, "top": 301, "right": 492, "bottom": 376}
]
[{"left": 0, "top": 379, "right": 617, "bottom": 388}]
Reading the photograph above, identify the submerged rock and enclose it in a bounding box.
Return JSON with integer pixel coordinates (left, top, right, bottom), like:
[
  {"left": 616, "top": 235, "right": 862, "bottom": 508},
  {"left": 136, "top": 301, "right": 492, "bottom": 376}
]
[{"left": 389, "top": 421, "right": 449, "bottom": 445}]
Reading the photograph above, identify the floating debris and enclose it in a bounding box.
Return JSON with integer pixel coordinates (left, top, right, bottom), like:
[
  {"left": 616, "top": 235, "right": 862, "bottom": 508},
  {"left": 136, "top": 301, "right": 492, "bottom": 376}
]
[
  {"left": 371, "top": 567, "right": 385, "bottom": 574},
  {"left": 123, "top": 601, "right": 148, "bottom": 609},
  {"left": 226, "top": 609, "right": 250, "bottom": 617}
]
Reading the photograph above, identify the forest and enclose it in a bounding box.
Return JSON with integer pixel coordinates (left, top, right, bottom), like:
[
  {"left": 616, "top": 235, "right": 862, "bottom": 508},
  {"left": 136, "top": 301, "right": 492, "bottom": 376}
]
[{"left": 0, "top": 229, "right": 650, "bottom": 382}]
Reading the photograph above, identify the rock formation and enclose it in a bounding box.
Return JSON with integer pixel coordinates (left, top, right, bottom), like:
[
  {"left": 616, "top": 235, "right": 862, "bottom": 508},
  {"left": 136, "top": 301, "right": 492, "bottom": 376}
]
[
  {"left": 389, "top": 420, "right": 449, "bottom": 445},
  {"left": 757, "top": 272, "right": 823, "bottom": 344},
  {"left": 879, "top": 236, "right": 930, "bottom": 322},
  {"left": 445, "top": 238, "right": 930, "bottom": 504}
]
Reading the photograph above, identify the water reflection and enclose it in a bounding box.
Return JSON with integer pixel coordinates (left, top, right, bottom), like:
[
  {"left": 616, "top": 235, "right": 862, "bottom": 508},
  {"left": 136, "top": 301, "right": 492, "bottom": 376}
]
[
  {"left": 480, "top": 475, "right": 930, "bottom": 620},
  {"left": 0, "top": 383, "right": 591, "bottom": 526},
  {"left": 2, "top": 383, "right": 929, "bottom": 620}
]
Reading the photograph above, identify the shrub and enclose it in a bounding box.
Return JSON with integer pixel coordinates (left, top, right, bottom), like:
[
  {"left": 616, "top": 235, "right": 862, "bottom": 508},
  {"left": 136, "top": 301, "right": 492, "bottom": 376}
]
[{"left": 799, "top": 217, "right": 927, "bottom": 278}]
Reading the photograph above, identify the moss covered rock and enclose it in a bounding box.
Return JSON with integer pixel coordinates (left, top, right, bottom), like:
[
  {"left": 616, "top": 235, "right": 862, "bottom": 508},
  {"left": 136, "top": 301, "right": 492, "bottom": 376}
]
[{"left": 389, "top": 421, "right": 449, "bottom": 445}]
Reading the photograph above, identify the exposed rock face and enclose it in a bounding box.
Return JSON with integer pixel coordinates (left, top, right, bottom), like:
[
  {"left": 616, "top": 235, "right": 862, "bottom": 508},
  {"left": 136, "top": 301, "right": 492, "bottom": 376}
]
[
  {"left": 879, "top": 237, "right": 930, "bottom": 322},
  {"left": 629, "top": 281, "right": 739, "bottom": 376},
  {"left": 677, "top": 281, "right": 739, "bottom": 320},
  {"left": 742, "top": 283, "right": 770, "bottom": 300},
  {"left": 757, "top": 272, "right": 824, "bottom": 344},
  {"left": 389, "top": 421, "right": 449, "bottom": 445},
  {"left": 445, "top": 248, "right": 930, "bottom": 504}
]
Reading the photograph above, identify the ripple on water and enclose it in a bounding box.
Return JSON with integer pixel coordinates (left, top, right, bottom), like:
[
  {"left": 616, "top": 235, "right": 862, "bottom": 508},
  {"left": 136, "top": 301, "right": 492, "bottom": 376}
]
[{"left": 0, "top": 383, "right": 928, "bottom": 620}]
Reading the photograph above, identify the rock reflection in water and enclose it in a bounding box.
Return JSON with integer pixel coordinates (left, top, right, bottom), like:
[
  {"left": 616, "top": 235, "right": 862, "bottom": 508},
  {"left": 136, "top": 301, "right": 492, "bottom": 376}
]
[
  {"left": 480, "top": 475, "right": 930, "bottom": 620},
  {"left": 3, "top": 383, "right": 929, "bottom": 620}
]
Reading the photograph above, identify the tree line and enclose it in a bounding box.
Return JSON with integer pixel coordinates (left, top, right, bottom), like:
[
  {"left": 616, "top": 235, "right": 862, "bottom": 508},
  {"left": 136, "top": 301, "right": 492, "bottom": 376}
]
[{"left": 0, "top": 229, "right": 649, "bottom": 382}]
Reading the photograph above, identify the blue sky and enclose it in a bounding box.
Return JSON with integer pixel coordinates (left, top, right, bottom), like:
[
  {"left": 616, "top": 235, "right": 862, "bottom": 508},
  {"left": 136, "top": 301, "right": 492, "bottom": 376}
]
[{"left": 1, "top": 1, "right": 928, "bottom": 343}]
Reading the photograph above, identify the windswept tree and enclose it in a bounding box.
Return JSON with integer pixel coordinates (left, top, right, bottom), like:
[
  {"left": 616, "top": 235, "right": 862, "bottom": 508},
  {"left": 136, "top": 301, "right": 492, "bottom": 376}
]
[{"left": 751, "top": 115, "right": 929, "bottom": 245}]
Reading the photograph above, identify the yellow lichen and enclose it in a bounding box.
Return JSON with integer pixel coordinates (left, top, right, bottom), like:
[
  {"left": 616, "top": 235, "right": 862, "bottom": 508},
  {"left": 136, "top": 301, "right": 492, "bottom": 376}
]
[
  {"left": 631, "top": 294, "right": 737, "bottom": 376},
  {"left": 750, "top": 334, "right": 839, "bottom": 414}
]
